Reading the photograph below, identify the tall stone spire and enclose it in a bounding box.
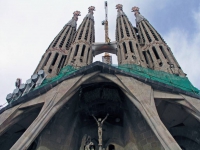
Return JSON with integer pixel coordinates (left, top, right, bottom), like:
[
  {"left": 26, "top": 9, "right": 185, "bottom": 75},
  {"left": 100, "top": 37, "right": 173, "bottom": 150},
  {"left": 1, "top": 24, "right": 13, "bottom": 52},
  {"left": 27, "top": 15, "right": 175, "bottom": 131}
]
[
  {"left": 132, "top": 7, "right": 185, "bottom": 76},
  {"left": 66, "top": 6, "right": 95, "bottom": 68},
  {"left": 34, "top": 11, "right": 81, "bottom": 78},
  {"left": 115, "top": 4, "right": 146, "bottom": 66}
]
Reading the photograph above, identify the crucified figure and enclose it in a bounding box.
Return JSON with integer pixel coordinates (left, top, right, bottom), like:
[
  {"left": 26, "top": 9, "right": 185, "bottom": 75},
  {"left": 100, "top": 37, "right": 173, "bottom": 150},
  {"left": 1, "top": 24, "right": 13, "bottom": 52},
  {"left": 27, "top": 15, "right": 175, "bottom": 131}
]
[{"left": 92, "top": 114, "right": 109, "bottom": 146}]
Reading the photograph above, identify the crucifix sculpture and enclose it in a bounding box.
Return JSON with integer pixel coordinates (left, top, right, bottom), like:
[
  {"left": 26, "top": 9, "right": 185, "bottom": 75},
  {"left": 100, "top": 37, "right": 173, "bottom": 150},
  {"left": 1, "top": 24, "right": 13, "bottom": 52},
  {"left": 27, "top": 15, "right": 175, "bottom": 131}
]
[{"left": 92, "top": 114, "right": 109, "bottom": 146}]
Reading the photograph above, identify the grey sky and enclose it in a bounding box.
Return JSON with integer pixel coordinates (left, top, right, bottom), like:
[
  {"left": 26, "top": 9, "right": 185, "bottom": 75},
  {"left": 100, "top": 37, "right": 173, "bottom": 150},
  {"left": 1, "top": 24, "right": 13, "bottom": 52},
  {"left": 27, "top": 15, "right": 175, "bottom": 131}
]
[{"left": 0, "top": 0, "right": 200, "bottom": 106}]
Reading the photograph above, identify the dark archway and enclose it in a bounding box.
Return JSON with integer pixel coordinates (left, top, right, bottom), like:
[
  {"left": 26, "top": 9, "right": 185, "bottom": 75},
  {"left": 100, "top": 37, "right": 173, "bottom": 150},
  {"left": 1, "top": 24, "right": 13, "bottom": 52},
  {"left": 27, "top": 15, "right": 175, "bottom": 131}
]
[
  {"left": 109, "top": 144, "right": 115, "bottom": 150},
  {"left": 0, "top": 104, "right": 42, "bottom": 150},
  {"left": 155, "top": 100, "right": 200, "bottom": 150}
]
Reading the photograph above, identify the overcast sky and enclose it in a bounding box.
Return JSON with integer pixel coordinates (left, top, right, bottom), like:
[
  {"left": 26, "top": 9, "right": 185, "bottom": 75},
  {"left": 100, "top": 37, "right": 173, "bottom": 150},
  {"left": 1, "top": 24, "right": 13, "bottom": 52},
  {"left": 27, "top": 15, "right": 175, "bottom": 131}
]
[{"left": 0, "top": 0, "right": 200, "bottom": 106}]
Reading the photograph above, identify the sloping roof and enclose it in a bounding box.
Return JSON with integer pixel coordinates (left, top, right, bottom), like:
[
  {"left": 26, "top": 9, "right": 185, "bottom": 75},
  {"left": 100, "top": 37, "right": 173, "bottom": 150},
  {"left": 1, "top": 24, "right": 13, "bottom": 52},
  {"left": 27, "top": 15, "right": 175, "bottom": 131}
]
[{"left": 1, "top": 61, "right": 199, "bottom": 114}]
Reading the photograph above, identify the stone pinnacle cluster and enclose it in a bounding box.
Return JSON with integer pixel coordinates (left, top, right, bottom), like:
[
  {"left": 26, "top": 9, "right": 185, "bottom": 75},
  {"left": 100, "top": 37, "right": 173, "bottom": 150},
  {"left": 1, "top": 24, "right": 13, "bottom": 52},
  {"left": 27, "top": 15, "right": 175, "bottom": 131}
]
[{"left": 35, "top": 5, "right": 185, "bottom": 79}]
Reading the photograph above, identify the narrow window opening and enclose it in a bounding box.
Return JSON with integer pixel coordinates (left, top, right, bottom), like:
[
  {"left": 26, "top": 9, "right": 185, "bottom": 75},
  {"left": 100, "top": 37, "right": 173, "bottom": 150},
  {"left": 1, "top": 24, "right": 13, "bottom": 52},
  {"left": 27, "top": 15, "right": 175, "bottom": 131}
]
[
  {"left": 123, "top": 42, "right": 127, "bottom": 54},
  {"left": 53, "top": 28, "right": 65, "bottom": 47},
  {"left": 43, "top": 53, "right": 51, "bottom": 67},
  {"left": 85, "top": 21, "right": 90, "bottom": 40},
  {"left": 81, "top": 45, "right": 86, "bottom": 56},
  {"left": 123, "top": 17, "right": 130, "bottom": 37},
  {"left": 58, "top": 55, "right": 65, "bottom": 68},
  {"left": 119, "top": 19, "right": 124, "bottom": 38},
  {"left": 61, "top": 55, "right": 67, "bottom": 69},
  {"left": 141, "top": 22, "right": 152, "bottom": 42},
  {"left": 66, "top": 29, "right": 74, "bottom": 49},
  {"left": 147, "top": 50, "right": 154, "bottom": 62},
  {"left": 145, "top": 22, "right": 159, "bottom": 41},
  {"left": 152, "top": 47, "right": 160, "bottom": 59},
  {"left": 51, "top": 53, "right": 59, "bottom": 66},
  {"left": 142, "top": 51, "right": 148, "bottom": 64},
  {"left": 138, "top": 26, "right": 145, "bottom": 43},
  {"left": 74, "top": 45, "right": 79, "bottom": 56},
  {"left": 129, "top": 41, "right": 134, "bottom": 53},
  {"left": 87, "top": 48, "right": 91, "bottom": 64},
  {"left": 159, "top": 46, "right": 167, "bottom": 59},
  {"left": 130, "top": 25, "right": 136, "bottom": 39},
  {"left": 59, "top": 27, "right": 70, "bottom": 48},
  {"left": 78, "top": 21, "right": 86, "bottom": 40},
  {"left": 89, "top": 25, "right": 94, "bottom": 43}
]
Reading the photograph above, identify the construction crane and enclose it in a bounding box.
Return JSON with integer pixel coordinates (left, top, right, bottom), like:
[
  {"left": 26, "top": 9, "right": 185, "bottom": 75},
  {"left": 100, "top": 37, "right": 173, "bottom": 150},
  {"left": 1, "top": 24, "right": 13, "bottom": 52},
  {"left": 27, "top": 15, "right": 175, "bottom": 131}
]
[
  {"left": 102, "top": 1, "right": 110, "bottom": 43},
  {"left": 101, "top": 1, "right": 112, "bottom": 64}
]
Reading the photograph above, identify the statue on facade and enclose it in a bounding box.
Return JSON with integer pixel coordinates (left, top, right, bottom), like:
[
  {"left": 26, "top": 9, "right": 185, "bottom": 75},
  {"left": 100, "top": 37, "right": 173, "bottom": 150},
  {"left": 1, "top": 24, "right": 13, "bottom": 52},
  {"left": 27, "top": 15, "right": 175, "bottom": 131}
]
[
  {"left": 84, "top": 135, "right": 95, "bottom": 150},
  {"left": 92, "top": 114, "right": 109, "bottom": 146}
]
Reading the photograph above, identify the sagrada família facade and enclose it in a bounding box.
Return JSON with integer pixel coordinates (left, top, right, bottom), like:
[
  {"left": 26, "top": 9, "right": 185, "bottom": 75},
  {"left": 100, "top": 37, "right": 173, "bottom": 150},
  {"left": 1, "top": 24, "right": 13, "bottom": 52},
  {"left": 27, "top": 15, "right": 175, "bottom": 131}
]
[{"left": 0, "top": 4, "right": 200, "bottom": 150}]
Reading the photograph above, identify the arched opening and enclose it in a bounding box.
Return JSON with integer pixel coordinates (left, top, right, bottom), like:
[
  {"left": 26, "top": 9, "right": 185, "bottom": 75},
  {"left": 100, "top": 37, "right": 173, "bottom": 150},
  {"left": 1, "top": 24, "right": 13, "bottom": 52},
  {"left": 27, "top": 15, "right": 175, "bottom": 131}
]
[
  {"left": 109, "top": 144, "right": 115, "bottom": 150},
  {"left": 155, "top": 100, "right": 200, "bottom": 149},
  {"left": 0, "top": 104, "right": 43, "bottom": 150}
]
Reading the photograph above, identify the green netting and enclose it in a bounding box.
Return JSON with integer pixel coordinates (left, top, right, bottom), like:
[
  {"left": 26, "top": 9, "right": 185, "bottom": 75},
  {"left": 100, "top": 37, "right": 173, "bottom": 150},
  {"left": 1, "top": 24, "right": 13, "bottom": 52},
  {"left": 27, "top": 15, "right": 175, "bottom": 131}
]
[
  {"left": 34, "top": 65, "right": 77, "bottom": 90},
  {"left": 115, "top": 64, "right": 199, "bottom": 94},
  {"left": 35, "top": 63, "right": 199, "bottom": 95}
]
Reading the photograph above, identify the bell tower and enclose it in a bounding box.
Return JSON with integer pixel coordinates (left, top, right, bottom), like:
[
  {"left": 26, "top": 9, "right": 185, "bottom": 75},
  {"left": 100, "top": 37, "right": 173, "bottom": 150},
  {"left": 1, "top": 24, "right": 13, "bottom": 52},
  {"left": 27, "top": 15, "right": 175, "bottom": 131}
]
[
  {"left": 34, "top": 11, "right": 80, "bottom": 78},
  {"left": 132, "top": 7, "right": 185, "bottom": 76},
  {"left": 116, "top": 4, "right": 146, "bottom": 66},
  {"left": 66, "top": 6, "right": 95, "bottom": 68}
]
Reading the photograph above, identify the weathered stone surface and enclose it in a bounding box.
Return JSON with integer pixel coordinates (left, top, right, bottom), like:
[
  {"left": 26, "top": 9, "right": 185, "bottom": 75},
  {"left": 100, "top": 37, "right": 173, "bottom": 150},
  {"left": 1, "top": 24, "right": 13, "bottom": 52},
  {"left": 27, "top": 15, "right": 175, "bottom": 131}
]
[{"left": 116, "top": 74, "right": 181, "bottom": 150}]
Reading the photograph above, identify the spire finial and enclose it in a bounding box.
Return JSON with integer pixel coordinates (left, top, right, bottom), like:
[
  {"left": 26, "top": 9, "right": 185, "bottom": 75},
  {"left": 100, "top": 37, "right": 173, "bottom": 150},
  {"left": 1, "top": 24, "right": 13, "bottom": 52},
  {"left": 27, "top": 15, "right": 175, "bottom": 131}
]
[
  {"left": 73, "top": 11, "right": 81, "bottom": 21},
  {"left": 86, "top": 6, "right": 95, "bottom": 20},
  {"left": 132, "top": 6, "right": 140, "bottom": 16},
  {"left": 88, "top": 6, "right": 95, "bottom": 14},
  {"left": 66, "top": 10, "right": 81, "bottom": 27},
  {"left": 116, "top": 4, "right": 123, "bottom": 11},
  {"left": 116, "top": 4, "right": 125, "bottom": 17},
  {"left": 131, "top": 6, "right": 144, "bottom": 24}
]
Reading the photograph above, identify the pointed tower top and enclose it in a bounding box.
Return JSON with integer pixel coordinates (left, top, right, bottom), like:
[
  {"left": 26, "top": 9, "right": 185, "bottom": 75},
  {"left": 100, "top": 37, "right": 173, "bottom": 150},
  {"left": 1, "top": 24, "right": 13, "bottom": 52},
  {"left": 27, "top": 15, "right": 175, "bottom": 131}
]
[
  {"left": 131, "top": 6, "right": 144, "bottom": 24},
  {"left": 88, "top": 6, "right": 95, "bottom": 13},
  {"left": 66, "top": 10, "right": 81, "bottom": 27},
  {"left": 116, "top": 4, "right": 125, "bottom": 17},
  {"left": 131, "top": 6, "right": 140, "bottom": 14},
  {"left": 116, "top": 4, "right": 123, "bottom": 10},
  {"left": 73, "top": 11, "right": 81, "bottom": 21},
  {"left": 86, "top": 6, "right": 95, "bottom": 20}
]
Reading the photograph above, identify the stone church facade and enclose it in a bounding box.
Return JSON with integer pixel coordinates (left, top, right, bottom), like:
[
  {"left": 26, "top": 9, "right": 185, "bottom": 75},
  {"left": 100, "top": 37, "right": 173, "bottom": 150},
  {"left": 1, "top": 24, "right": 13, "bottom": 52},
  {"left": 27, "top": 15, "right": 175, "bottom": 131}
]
[{"left": 0, "top": 4, "right": 200, "bottom": 150}]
